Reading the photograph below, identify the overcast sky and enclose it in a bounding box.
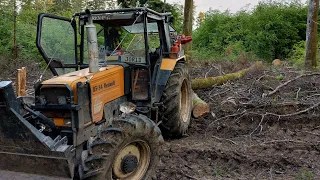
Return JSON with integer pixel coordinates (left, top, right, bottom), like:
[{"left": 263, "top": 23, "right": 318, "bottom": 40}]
[{"left": 166, "top": 0, "right": 261, "bottom": 15}]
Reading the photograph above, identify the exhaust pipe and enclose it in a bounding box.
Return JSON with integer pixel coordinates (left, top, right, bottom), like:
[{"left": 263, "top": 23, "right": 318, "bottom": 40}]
[{"left": 85, "top": 9, "right": 99, "bottom": 73}]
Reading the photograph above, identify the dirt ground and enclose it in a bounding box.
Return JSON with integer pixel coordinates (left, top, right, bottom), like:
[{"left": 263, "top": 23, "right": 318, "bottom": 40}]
[
  {"left": 156, "top": 60, "right": 320, "bottom": 180},
  {"left": 1, "top": 59, "right": 320, "bottom": 179}
]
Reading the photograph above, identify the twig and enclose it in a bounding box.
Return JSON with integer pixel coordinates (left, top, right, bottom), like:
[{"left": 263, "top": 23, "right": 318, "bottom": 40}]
[
  {"left": 218, "top": 64, "right": 225, "bottom": 75},
  {"left": 252, "top": 102, "right": 320, "bottom": 118},
  {"left": 208, "top": 110, "right": 246, "bottom": 126},
  {"left": 212, "top": 135, "right": 238, "bottom": 145},
  {"left": 260, "top": 139, "right": 306, "bottom": 145},
  {"left": 304, "top": 94, "right": 320, "bottom": 100},
  {"left": 303, "top": 131, "right": 320, "bottom": 136},
  {"left": 264, "top": 73, "right": 320, "bottom": 97},
  {"left": 248, "top": 139, "right": 308, "bottom": 148},
  {"left": 277, "top": 102, "right": 320, "bottom": 117},
  {"left": 295, "top": 87, "right": 301, "bottom": 100},
  {"left": 257, "top": 74, "right": 275, "bottom": 82},
  {"left": 250, "top": 115, "right": 265, "bottom": 136},
  {"left": 204, "top": 67, "right": 213, "bottom": 78},
  {"left": 312, "top": 125, "right": 320, "bottom": 130},
  {"left": 249, "top": 102, "right": 320, "bottom": 136},
  {"left": 210, "top": 89, "right": 230, "bottom": 97},
  {"left": 180, "top": 170, "right": 198, "bottom": 180},
  {"left": 234, "top": 111, "right": 248, "bottom": 122}
]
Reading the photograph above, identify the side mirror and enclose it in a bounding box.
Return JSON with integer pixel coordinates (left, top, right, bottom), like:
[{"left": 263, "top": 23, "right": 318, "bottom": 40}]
[{"left": 166, "top": 16, "right": 175, "bottom": 24}]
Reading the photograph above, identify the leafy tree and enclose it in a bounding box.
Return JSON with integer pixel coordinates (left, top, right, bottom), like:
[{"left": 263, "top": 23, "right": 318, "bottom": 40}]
[
  {"left": 87, "top": 0, "right": 105, "bottom": 10},
  {"left": 117, "top": 0, "right": 138, "bottom": 8},
  {"left": 50, "top": 0, "right": 72, "bottom": 13},
  {"left": 117, "top": 0, "right": 183, "bottom": 33},
  {"left": 196, "top": 12, "right": 204, "bottom": 27},
  {"left": 71, "top": 0, "right": 85, "bottom": 11},
  {"left": 193, "top": 0, "right": 309, "bottom": 61}
]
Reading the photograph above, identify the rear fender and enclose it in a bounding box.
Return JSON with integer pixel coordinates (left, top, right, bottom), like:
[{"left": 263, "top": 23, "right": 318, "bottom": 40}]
[{"left": 152, "top": 56, "right": 186, "bottom": 103}]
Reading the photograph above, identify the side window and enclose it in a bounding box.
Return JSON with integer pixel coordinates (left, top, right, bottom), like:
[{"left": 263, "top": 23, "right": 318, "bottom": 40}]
[
  {"left": 148, "top": 23, "right": 160, "bottom": 63},
  {"left": 149, "top": 33, "right": 160, "bottom": 53},
  {"left": 37, "top": 14, "right": 77, "bottom": 75}
]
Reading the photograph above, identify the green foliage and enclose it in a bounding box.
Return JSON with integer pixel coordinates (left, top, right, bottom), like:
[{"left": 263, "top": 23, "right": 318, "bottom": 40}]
[
  {"left": 288, "top": 41, "right": 306, "bottom": 67},
  {"left": 193, "top": 0, "right": 309, "bottom": 62},
  {"left": 276, "top": 73, "right": 284, "bottom": 80},
  {"left": 117, "top": 0, "right": 183, "bottom": 33},
  {"left": 295, "top": 169, "right": 313, "bottom": 180},
  {"left": 0, "top": 0, "right": 182, "bottom": 63}
]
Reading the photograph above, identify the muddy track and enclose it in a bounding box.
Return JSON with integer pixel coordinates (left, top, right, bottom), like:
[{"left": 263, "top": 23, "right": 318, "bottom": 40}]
[
  {"left": 156, "top": 117, "right": 320, "bottom": 179},
  {"left": 156, "top": 61, "right": 320, "bottom": 179}
]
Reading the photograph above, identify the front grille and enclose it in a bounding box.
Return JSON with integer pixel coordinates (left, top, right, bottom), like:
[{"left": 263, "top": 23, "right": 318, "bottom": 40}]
[
  {"left": 37, "top": 87, "right": 71, "bottom": 105},
  {"left": 0, "top": 89, "right": 5, "bottom": 107}
]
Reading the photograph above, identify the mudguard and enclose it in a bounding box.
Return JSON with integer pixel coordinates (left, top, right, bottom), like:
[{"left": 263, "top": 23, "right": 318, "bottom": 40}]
[{"left": 152, "top": 56, "right": 186, "bottom": 103}]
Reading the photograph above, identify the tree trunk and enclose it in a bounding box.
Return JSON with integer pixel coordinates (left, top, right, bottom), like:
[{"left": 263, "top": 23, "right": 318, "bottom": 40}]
[
  {"left": 13, "top": 0, "right": 17, "bottom": 59},
  {"left": 192, "top": 62, "right": 261, "bottom": 90},
  {"left": 190, "top": 62, "right": 262, "bottom": 118},
  {"left": 305, "top": 0, "right": 318, "bottom": 69},
  {"left": 183, "top": 0, "right": 193, "bottom": 60},
  {"left": 192, "top": 90, "right": 210, "bottom": 118}
]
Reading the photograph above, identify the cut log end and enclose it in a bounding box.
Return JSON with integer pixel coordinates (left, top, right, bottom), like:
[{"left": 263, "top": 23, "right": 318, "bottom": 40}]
[
  {"left": 192, "top": 91, "right": 210, "bottom": 119},
  {"left": 192, "top": 103, "right": 210, "bottom": 119}
]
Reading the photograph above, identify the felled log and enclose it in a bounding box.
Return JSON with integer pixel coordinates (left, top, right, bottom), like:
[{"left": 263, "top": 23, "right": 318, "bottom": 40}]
[
  {"left": 190, "top": 62, "right": 262, "bottom": 118},
  {"left": 192, "top": 62, "right": 262, "bottom": 90},
  {"left": 192, "top": 90, "right": 210, "bottom": 118}
]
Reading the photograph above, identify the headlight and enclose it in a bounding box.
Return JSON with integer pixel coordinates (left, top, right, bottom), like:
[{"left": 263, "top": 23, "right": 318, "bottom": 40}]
[
  {"left": 57, "top": 96, "right": 67, "bottom": 105},
  {"left": 64, "top": 118, "right": 71, "bottom": 125}
]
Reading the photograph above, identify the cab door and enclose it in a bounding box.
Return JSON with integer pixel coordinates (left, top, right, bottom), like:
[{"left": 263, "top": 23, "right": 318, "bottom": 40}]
[{"left": 36, "top": 14, "right": 78, "bottom": 76}]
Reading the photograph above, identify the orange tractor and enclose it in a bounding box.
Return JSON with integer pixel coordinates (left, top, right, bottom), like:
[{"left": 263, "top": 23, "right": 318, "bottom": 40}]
[{"left": 0, "top": 8, "right": 192, "bottom": 179}]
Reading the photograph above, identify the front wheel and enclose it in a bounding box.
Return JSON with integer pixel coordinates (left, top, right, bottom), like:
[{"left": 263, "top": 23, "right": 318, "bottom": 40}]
[
  {"left": 82, "top": 114, "right": 163, "bottom": 180},
  {"left": 159, "top": 62, "right": 192, "bottom": 138}
]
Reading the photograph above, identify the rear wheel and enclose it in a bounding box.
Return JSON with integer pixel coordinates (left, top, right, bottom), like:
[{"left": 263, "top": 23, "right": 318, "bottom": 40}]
[
  {"left": 159, "top": 63, "right": 192, "bottom": 138},
  {"left": 82, "top": 114, "right": 163, "bottom": 180}
]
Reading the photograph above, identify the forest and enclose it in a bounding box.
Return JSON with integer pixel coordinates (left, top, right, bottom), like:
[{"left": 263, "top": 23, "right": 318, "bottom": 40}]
[{"left": 0, "top": 0, "right": 316, "bottom": 65}]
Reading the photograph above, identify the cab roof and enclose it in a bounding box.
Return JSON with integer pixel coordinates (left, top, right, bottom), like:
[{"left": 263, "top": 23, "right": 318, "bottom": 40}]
[{"left": 75, "top": 7, "right": 173, "bottom": 26}]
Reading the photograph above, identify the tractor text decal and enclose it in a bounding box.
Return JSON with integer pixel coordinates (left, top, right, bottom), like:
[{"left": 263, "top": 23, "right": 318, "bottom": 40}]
[{"left": 93, "top": 81, "right": 116, "bottom": 92}]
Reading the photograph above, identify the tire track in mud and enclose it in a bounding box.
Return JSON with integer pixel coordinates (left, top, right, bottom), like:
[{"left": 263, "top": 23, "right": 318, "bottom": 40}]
[{"left": 156, "top": 116, "right": 320, "bottom": 179}]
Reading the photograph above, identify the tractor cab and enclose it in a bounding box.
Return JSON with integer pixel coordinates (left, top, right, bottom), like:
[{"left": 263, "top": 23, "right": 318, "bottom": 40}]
[
  {"left": 37, "top": 8, "right": 177, "bottom": 72},
  {"left": 37, "top": 8, "right": 182, "bottom": 102}
]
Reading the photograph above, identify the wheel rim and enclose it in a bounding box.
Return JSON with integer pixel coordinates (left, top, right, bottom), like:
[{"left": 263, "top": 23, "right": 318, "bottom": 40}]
[
  {"left": 112, "top": 140, "right": 151, "bottom": 179},
  {"left": 180, "top": 79, "right": 190, "bottom": 123}
]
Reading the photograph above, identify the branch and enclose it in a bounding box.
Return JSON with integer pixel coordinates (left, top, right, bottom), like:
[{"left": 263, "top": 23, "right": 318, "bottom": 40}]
[
  {"left": 192, "top": 62, "right": 262, "bottom": 90},
  {"left": 212, "top": 135, "right": 238, "bottom": 145},
  {"left": 208, "top": 110, "right": 247, "bottom": 127},
  {"left": 263, "top": 73, "right": 320, "bottom": 97}
]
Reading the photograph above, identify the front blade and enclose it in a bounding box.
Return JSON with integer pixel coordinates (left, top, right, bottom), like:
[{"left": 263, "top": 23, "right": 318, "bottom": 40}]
[{"left": 0, "top": 81, "right": 75, "bottom": 178}]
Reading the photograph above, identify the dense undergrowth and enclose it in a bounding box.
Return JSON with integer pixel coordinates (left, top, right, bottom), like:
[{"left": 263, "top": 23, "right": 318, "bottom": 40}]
[
  {"left": 0, "top": 0, "right": 318, "bottom": 68},
  {"left": 192, "top": 0, "right": 320, "bottom": 66}
]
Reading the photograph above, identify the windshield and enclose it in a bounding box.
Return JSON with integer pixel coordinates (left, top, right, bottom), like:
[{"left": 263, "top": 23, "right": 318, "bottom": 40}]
[{"left": 84, "top": 22, "right": 162, "bottom": 64}]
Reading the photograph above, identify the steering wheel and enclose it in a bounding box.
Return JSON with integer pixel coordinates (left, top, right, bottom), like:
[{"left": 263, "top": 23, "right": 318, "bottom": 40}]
[
  {"left": 110, "top": 50, "right": 135, "bottom": 56},
  {"left": 124, "top": 50, "right": 135, "bottom": 56}
]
